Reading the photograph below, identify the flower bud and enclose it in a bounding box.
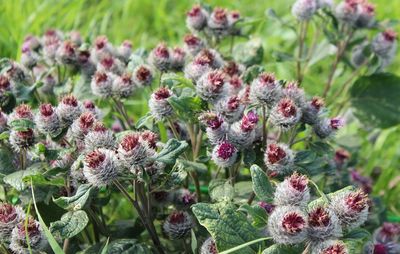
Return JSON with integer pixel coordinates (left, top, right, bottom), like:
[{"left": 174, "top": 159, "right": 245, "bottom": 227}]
[
  {"left": 118, "top": 133, "right": 149, "bottom": 169},
  {"left": 117, "top": 40, "right": 132, "bottom": 63},
  {"left": 56, "top": 40, "right": 77, "bottom": 65},
  {"left": 302, "top": 97, "right": 325, "bottom": 125},
  {"left": 183, "top": 34, "right": 205, "bottom": 56},
  {"left": 171, "top": 47, "right": 186, "bottom": 71},
  {"left": 250, "top": 73, "right": 282, "bottom": 107},
  {"left": 172, "top": 189, "right": 197, "bottom": 209},
  {"left": 372, "top": 29, "right": 398, "bottom": 59},
  {"left": 8, "top": 104, "right": 34, "bottom": 123},
  {"left": 91, "top": 71, "right": 114, "bottom": 97},
  {"left": 10, "top": 217, "right": 46, "bottom": 254},
  {"left": 42, "top": 32, "right": 61, "bottom": 65},
  {"left": 199, "top": 112, "right": 228, "bottom": 145},
  {"left": 330, "top": 189, "right": 369, "bottom": 230},
  {"left": 307, "top": 206, "right": 342, "bottom": 241},
  {"left": 35, "top": 103, "right": 61, "bottom": 136},
  {"left": 0, "top": 75, "right": 11, "bottom": 97},
  {"left": 200, "top": 237, "right": 218, "bottom": 254},
  {"left": 132, "top": 64, "right": 154, "bottom": 87},
  {"left": 186, "top": 5, "right": 208, "bottom": 31},
  {"left": 335, "top": 0, "right": 359, "bottom": 25},
  {"left": 351, "top": 42, "right": 369, "bottom": 67},
  {"left": 283, "top": 81, "right": 306, "bottom": 107},
  {"left": 140, "top": 130, "right": 159, "bottom": 150},
  {"left": 270, "top": 98, "right": 302, "bottom": 130},
  {"left": 69, "top": 31, "right": 83, "bottom": 46},
  {"left": 91, "top": 35, "right": 114, "bottom": 63},
  {"left": 78, "top": 49, "right": 96, "bottom": 78},
  {"left": 149, "top": 87, "right": 174, "bottom": 120},
  {"left": 97, "top": 55, "right": 123, "bottom": 75},
  {"left": 22, "top": 35, "right": 41, "bottom": 52},
  {"left": 163, "top": 211, "right": 194, "bottom": 239},
  {"left": 292, "top": 0, "right": 318, "bottom": 21},
  {"left": 83, "top": 148, "right": 119, "bottom": 186},
  {"left": 355, "top": 1, "right": 375, "bottom": 28},
  {"left": 226, "top": 76, "right": 243, "bottom": 96},
  {"left": 258, "top": 201, "right": 275, "bottom": 214},
  {"left": 311, "top": 240, "right": 348, "bottom": 254},
  {"left": 196, "top": 70, "right": 227, "bottom": 102},
  {"left": 313, "top": 117, "right": 344, "bottom": 139},
  {"left": 4, "top": 61, "right": 33, "bottom": 85},
  {"left": 149, "top": 43, "right": 171, "bottom": 72},
  {"left": 57, "top": 94, "right": 82, "bottom": 126},
  {"left": 228, "top": 10, "right": 241, "bottom": 29},
  {"left": 184, "top": 49, "right": 223, "bottom": 81},
  {"left": 82, "top": 100, "right": 102, "bottom": 119},
  {"left": 223, "top": 61, "right": 244, "bottom": 78},
  {"left": 374, "top": 222, "right": 400, "bottom": 243},
  {"left": 208, "top": 7, "right": 229, "bottom": 36},
  {"left": 84, "top": 122, "right": 115, "bottom": 151},
  {"left": 334, "top": 148, "right": 350, "bottom": 166},
  {"left": 215, "top": 95, "right": 245, "bottom": 123},
  {"left": 20, "top": 49, "right": 39, "bottom": 69},
  {"left": 264, "top": 143, "right": 295, "bottom": 175},
  {"left": 274, "top": 172, "right": 310, "bottom": 207},
  {"left": 9, "top": 129, "right": 35, "bottom": 152},
  {"left": 268, "top": 206, "right": 308, "bottom": 244},
  {"left": 228, "top": 111, "right": 258, "bottom": 149},
  {"left": 211, "top": 140, "right": 238, "bottom": 167},
  {"left": 0, "top": 203, "right": 25, "bottom": 239},
  {"left": 70, "top": 112, "right": 96, "bottom": 140},
  {"left": 112, "top": 72, "right": 135, "bottom": 98}
]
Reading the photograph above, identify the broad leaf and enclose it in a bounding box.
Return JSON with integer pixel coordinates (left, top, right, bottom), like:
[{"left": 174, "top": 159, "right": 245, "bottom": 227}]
[
  {"left": 209, "top": 180, "right": 235, "bottom": 202},
  {"left": 242, "top": 65, "right": 264, "bottom": 84},
  {"left": 0, "top": 147, "right": 14, "bottom": 174},
  {"left": 262, "top": 244, "right": 303, "bottom": 254},
  {"left": 4, "top": 166, "right": 42, "bottom": 191},
  {"left": 53, "top": 184, "right": 94, "bottom": 211},
  {"left": 238, "top": 204, "right": 268, "bottom": 228},
  {"left": 151, "top": 139, "right": 188, "bottom": 164},
  {"left": 176, "top": 159, "right": 208, "bottom": 174},
  {"left": 233, "top": 38, "right": 264, "bottom": 67},
  {"left": 50, "top": 210, "right": 89, "bottom": 239},
  {"left": 250, "top": 165, "right": 273, "bottom": 201},
  {"left": 167, "top": 94, "right": 205, "bottom": 122}
]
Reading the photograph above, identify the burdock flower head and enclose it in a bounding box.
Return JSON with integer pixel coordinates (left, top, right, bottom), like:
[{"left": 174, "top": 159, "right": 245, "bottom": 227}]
[
  {"left": 84, "top": 121, "right": 115, "bottom": 151},
  {"left": 186, "top": 5, "right": 208, "bottom": 31},
  {"left": 215, "top": 95, "right": 245, "bottom": 123},
  {"left": 208, "top": 7, "right": 229, "bottom": 36},
  {"left": 10, "top": 217, "right": 46, "bottom": 254},
  {"left": 184, "top": 49, "right": 223, "bottom": 81},
  {"left": 8, "top": 104, "right": 33, "bottom": 123},
  {"left": 163, "top": 211, "right": 194, "bottom": 239},
  {"left": 307, "top": 206, "right": 342, "bottom": 241},
  {"left": 149, "top": 87, "right": 174, "bottom": 120},
  {"left": 55, "top": 40, "right": 77, "bottom": 65},
  {"left": 149, "top": 43, "right": 171, "bottom": 72},
  {"left": 268, "top": 205, "right": 308, "bottom": 244},
  {"left": 330, "top": 189, "right": 369, "bottom": 230},
  {"left": 264, "top": 143, "right": 295, "bottom": 175},
  {"left": 57, "top": 94, "right": 82, "bottom": 126},
  {"left": 117, "top": 40, "right": 132, "bottom": 63},
  {"left": 183, "top": 34, "right": 205, "bottom": 56},
  {"left": 311, "top": 240, "right": 348, "bottom": 254},
  {"left": 97, "top": 55, "right": 123, "bottom": 74},
  {"left": 196, "top": 70, "right": 227, "bottom": 102},
  {"left": 283, "top": 81, "right": 306, "bottom": 107},
  {"left": 313, "top": 117, "right": 344, "bottom": 139},
  {"left": 291, "top": 0, "right": 318, "bottom": 21},
  {"left": 0, "top": 75, "right": 11, "bottom": 97},
  {"left": 227, "top": 75, "right": 243, "bottom": 96},
  {"left": 118, "top": 133, "right": 149, "bottom": 169},
  {"left": 335, "top": 0, "right": 359, "bottom": 25},
  {"left": 112, "top": 72, "right": 135, "bottom": 98},
  {"left": 0, "top": 203, "right": 25, "bottom": 239},
  {"left": 70, "top": 112, "right": 96, "bottom": 140},
  {"left": 91, "top": 71, "right": 114, "bottom": 98},
  {"left": 211, "top": 140, "right": 238, "bottom": 167},
  {"left": 35, "top": 103, "right": 61, "bottom": 136},
  {"left": 20, "top": 48, "right": 39, "bottom": 69},
  {"left": 250, "top": 72, "right": 282, "bottom": 107},
  {"left": 133, "top": 64, "right": 153, "bottom": 87},
  {"left": 302, "top": 96, "right": 325, "bottom": 125},
  {"left": 83, "top": 148, "right": 119, "bottom": 186},
  {"left": 371, "top": 29, "right": 398, "bottom": 59},
  {"left": 270, "top": 98, "right": 302, "bottom": 130},
  {"left": 9, "top": 128, "right": 35, "bottom": 152},
  {"left": 171, "top": 47, "right": 186, "bottom": 71},
  {"left": 355, "top": 1, "right": 375, "bottom": 28},
  {"left": 274, "top": 172, "right": 310, "bottom": 207},
  {"left": 172, "top": 189, "right": 197, "bottom": 209},
  {"left": 200, "top": 237, "right": 218, "bottom": 254},
  {"left": 82, "top": 100, "right": 102, "bottom": 119},
  {"left": 228, "top": 111, "right": 258, "bottom": 149},
  {"left": 374, "top": 222, "right": 400, "bottom": 243},
  {"left": 199, "top": 112, "right": 227, "bottom": 145},
  {"left": 140, "top": 130, "right": 159, "bottom": 150},
  {"left": 91, "top": 35, "right": 114, "bottom": 63}
]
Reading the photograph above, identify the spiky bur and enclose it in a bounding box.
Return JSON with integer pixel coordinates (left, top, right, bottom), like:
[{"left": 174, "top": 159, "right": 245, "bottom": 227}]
[
  {"left": 55, "top": 40, "right": 77, "bottom": 65},
  {"left": 83, "top": 148, "right": 120, "bottom": 186},
  {"left": 329, "top": 189, "right": 369, "bottom": 230},
  {"left": 132, "top": 64, "right": 153, "bottom": 87},
  {"left": 171, "top": 189, "right": 197, "bottom": 210},
  {"left": 97, "top": 55, "right": 123, "bottom": 74},
  {"left": 355, "top": 1, "right": 375, "bottom": 28},
  {"left": 371, "top": 29, "right": 398, "bottom": 68},
  {"left": 200, "top": 237, "right": 218, "bottom": 254},
  {"left": 335, "top": 0, "right": 360, "bottom": 25},
  {"left": 250, "top": 73, "right": 282, "bottom": 108},
  {"left": 351, "top": 42, "right": 369, "bottom": 67},
  {"left": 9, "top": 217, "right": 47, "bottom": 254},
  {"left": 35, "top": 103, "right": 61, "bottom": 136},
  {"left": 274, "top": 172, "right": 310, "bottom": 207},
  {"left": 211, "top": 140, "right": 238, "bottom": 168},
  {"left": 268, "top": 206, "right": 308, "bottom": 244},
  {"left": 20, "top": 48, "right": 39, "bottom": 69},
  {"left": 199, "top": 112, "right": 227, "bottom": 145},
  {"left": 91, "top": 71, "right": 114, "bottom": 98},
  {"left": 270, "top": 97, "right": 302, "bottom": 130},
  {"left": 82, "top": 100, "right": 102, "bottom": 119},
  {"left": 140, "top": 130, "right": 159, "bottom": 150},
  {"left": 184, "top": 49, "right": 224, "bottom": 81},
  {"left": 215, "top": 95, "right": 244, "bottom": 124},
  {"left": 313, "top": 117, "right": 344, "bottom": 139},
  {"left": 364, "top": 242, "right": 400, "bottom": 254},
  {"left": 117, "top": 133, "right": 149, "bottom": 171},
  {"left": 302, "top": 97, "right": 325, "bottom": 125},
  {"left": 264, "top": 143, "right": 295, "bottom": 175},
  {"left": 171, "top": 47, "right": 186, "bottom": 71},
  {"left": 117, "top": 40, "right": 132, "bottom": 63},
  {"left": 196, "top": 70, "right": 227, "bottom": 102},
  {"left": 84, "top": 122, "right": 115, "bottom": 151},
  {"left": 57, "top": 94, "right": 82, "bottom": 127},
  {"left": 228, "top": 111, "right": 258, "bottom": 149},
  {"left": 69, "top": 31, "right": 83, "bottom": 46},
  {"left": 42, "top": 30, "right": 61, "bottom": 65},
  {"left": 0, "top": 75, "right": 11, "bottom": 98},
  {"left": 373, "top": 222, "right": 400, "bottom": 243},
  {"left": 311, "top": 240, "right": 348, "bottom": 254},
  {"left": 186, "top": 5, "right": 208, "bottom": 31},
  {"left": 149, "top": 87, "right": 174, "bottom": 120},
  {"left": 149, "top": 43, "right": 171, "bottom": 72},
  {"left": 9, "top": 128, "right": 35, "bottom": 152},
  {"left": 90, "top": 35, "right": 114, "bottom": 63},
  {"left": 163, "top": 211, "right": 194, "bottom": 239},
  {"left": 283, "top": 81, "right": 306, "bottom": 107},
  {"left": 70, "top": 112, "right": 96, "bottom": 141},
  {"left": 307, "top": 206, "right": 342, "bottom": 241},
  {"left": 0, "top": 203, "right": 25, "bottom": 240},
  {"left": 112, "top": 72, "right": 135, "bottom": 98},
  {"left": 208, "top": 7, "right": 229, "bottom": 36},
  {"left": 183, "top": 34, "right": 205, "bottom": 56},
  {"left": 291, "top": 0, "right": 317, "bottom": 21},
  {"left": 8, "top": 104, "right": 34, "bottom": 123}
]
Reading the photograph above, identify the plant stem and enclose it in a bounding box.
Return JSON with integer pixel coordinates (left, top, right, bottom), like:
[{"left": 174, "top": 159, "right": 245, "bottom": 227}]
[
  {"left": 113, "top": 97, "right": 133, "bottom": 129},
  {"left": 262, "top": 106, "right": 268, "bottom": 148},
  {"left": 297, "top": 21, "right": 308, "bottom": 84},
  {"left": 63, "top": 239, "right": 70, "bottom": 253},
  {"left": 20, "top": 148, "right": 27, "bottom": 170}
]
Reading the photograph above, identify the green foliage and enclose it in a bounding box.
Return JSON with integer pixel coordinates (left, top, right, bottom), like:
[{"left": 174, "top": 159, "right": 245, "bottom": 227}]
[
  {"left": 250, "top": 165, "right": 273, "bottom": 202},
  {"left": 53, "top": 184, "right": 94, "bottom": 211},
  {"left": 50, "top": 210, "right": 89, "bottom": 239},
  {"left": 151, "top": 138, "right": 188, "bottom": 164}
]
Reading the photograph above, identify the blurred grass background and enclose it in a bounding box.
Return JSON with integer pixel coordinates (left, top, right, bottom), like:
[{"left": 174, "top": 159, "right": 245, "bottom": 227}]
[{"left": 1, "top": 0, "right": 400, "bottom": 212}]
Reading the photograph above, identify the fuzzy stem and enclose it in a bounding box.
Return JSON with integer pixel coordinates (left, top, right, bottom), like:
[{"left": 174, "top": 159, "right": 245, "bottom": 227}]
[
  {"left": 262, "top": 105, "right": 267, "bottom": 148},
  {"left": 20, "top": 148, "right": 27, "bottom": 170},
  {"left": 296, "top": 21, "right": 308, "bottom": 84}
]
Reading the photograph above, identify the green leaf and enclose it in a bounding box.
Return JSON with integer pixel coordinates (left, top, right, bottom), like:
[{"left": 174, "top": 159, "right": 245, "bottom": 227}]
[
  {"left": 209, "top": 179, "right": 235, "bottom": 202},
  {"left": 167, "top": 94, "right": 205, "bottom": 122},
  {"left": 50, "top": 210, "right": 89, "bottom": 239},
  {"left": 243, "top": 148, "right": 256, "bottom": 167},
  {"left": 135, "top": 112, "right": 154, "bottom": 129},
  {"left": 343, "top": 228, "right": 371, "bottom": 240},
  {"left": 219, "top": 237, "right": 271, "bottom": 254},
  {"left": 23, "top": 174, "right": 65, "bottom": 187},
  {"left": 151, "top": 139, "right": 188, "bottom": 164},
  {"left": 250, "top": 165, "right": 273, "bottom": 201},
  {"left": 238, "top": 204, "right": 268, "bottom": 228},
  {"left": 105, "top": 239, "right": 151, "bottom": 254},
  {"left": 53, "top": 184, "right": 94, "bottom": 211},
  {"left": 233, "top": 38, "right": 264, "bottom": 67},
  {"left": 176, "top": 159, "right": 208, "bottom": 174},
  {"left": 4, "top": 167, "right": 42, "bottom": 191},
  {"left": 242, "top": 65, "right": 264, "bottom": 84},
  {"left": 192, "top": 202, "right": 261, "bottom": 253},
  {"left": 262, "top": 244, "right": 303, "bottom": 254},
  {"left": 161, "top": 72, "right": 193, "bottom": 88},
  {"left": 0, "top": 131, "right": 10, "bottom": 140},
  {"left": 0, "top": 147, "right": 14, "bottom": 174},
  {"left": 191, "top": 229, "right": 198, "bottom": 254},
  {"left": 8, "top": 118, "right": 35, "bottom": 131},
  {"left": 350, "top": 73, "right": 400, "bottom": 128}
]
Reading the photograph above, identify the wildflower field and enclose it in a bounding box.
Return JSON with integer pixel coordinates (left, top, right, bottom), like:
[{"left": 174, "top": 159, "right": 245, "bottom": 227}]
[{"left": 0, "top": 0, "right": 400, "bottom": 253}]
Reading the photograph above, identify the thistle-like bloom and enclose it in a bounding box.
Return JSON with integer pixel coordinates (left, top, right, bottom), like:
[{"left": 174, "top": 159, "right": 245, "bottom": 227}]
[
  {"left": 228, "top": 110, "right": 258, "bottom": 149},
  {"left": 4, "top": 61, "right": 33, "bottom": 85},
  {"left": 10, "top": 217, "right": 46, "bottom": 254},
  {"left": 264, "top": 143, "right": 295, "bottom": 175},
  {"left": 196, "top": 70, "right": 227, "bottom": 102},
  {"left": 0, "top": 75, "right": 11, "bottom": 97},
  {"left": 268, "top": 205, "right": 308, "bottom": 244},
  {"left": 90, "top": 35, "right": 114, "bottom": 63},
  {"left": 334, "top": 148, "right": 350, "bottom": 166},
  {"left": 250, "top": 73, "right": 282, "bottom": 107},
  {"left": 274, "top": 172, "right": 310, "bottom": 207},
  {"left": 258, "top": 201, "right": 276, "bottom": 214},
  {"left": 163, "top": 211, "right": 194, "bottom": 239},
  {"left": 270, "top": 98, "right": 302, "bottom": 130},
  {"left": 8, "top": 104, "right": 34, "bottom": 124},
  {"left": 172, "top": 189, "right": 197, "bottom": 210},
  {"left": 364, "top": 223, "right": 400, "bottom": 254},
  {"left": 140, "top": 130, "right": 159, "bottom": 150},
  {"left": 91, "top": 71, "right": 114, "bottom": 98},
  {"left": 82, "top": 100, "right": 102, "bottom": 119},
  {"left": 149, "top": 87, "right": 174, "bottom": 120},
  {"left": 371, "top": 29, "right": 398, "bottom": 61},
  {"left": 70, "top": 112, "right": 96, "bottom": 140},
  {"left": 311, "top": 240, "right": 348, "bottom": 254},
  {"left": 118, "top": 133, "right": 149, "bottom": 170},
  {"left": 208, "top": 7, "right": 229, "bottom": 36},
  {"left": 200, "top": 237, "right": 218, "bottom": 254},
  {"left": 0, "top": 203, "right": 25, "bottom": 240},
  {"left": 223, "top": 61, "right": 244, "bottom": 78},
  {"left": 97, "top": 55, "right": 123, "bottom": 75},
  {"left": 83, "top": 148, "right": 120, "bottom": 186},
  {"left": 283, "top": 81, "right": 306, "bottom": 107},
  {"left": 42, "top": 31, "right": 61, "bottom": 65},
  {"left": 364, "top": 242, "right": 400, "bottom": 254},
  {"left": 35, "top": 103, "right": 61, "bottom": 136},
  {"left": 215, "top": 95, "right": 245, "bottom": 123},
  {"left": 22, "top": 35, "right": 40, "bottom": 52},
  {"left": 292, "top": 0, "right": 318, "bottom": 21},
  {"left": 302, "top": 97, "right": 325, "bottom": 125},
  {"left": 20, "top": 48, "right": 39, "bottom": 69},
  {"left": 186, "top": 5, "right": 208, "bottom": 31},
  {"left": 226, "top": 76, "right": 243, "bottom": 96},
  {"left": 132, "top": 65, "right": 154, "bottom": 87},
  {"left": 170, "top": 47, "right": 186, "bottom": 71},
  {"left": 184, "top": 49, "right": 223, "bottom": 81},
  {"left": 149, "top": 43, "right": 171, "bottom": 72},
  {"left": 199, "top": 112, "right": 228, "bottom": 145},
  {"left": 69, "top": 31, "right": 83, "bottom": 46},
  {"left": 9, "top": 129, "right": 35, "bottom": 152},
  {"left": 374, "top": 222, "right": 400, "bottom": 243},
  {"left": 355, "top": 1, "right": 375, "bottom": 28},
  {"left": 117, "top": 40, "right": 132, "bottom": 63},
  {"left": 78, "top": 49, "right": 96, "bottom": 78},
  {"left": 56, "top": 40, "right": 77, "bottom": 65},
  {"left": 335, "top": 0, "right": 359, "bottom": 25},
  {"left": 330, "top": 189, "right": 369, "bottom": 230},
  {"left": 307, "top": 206, "right": 342, "bottom": 241},
  {"left": 57, "top": 94, "right": 82, "bottom": 126},
  {"left": 183, "top": 34, "right": 205, "bottom": 56},
  {"left": 84, "top": 122, "right": 115, "bottom": 151},
  {"left": 211, "top": 140, "right": 238, "bottom": 167},
  {"left": 313, "top": 117, "right": 344, "bottom": 139},
  {"left": 112, "top": 72, "right": 135, "bottom": 98}
]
